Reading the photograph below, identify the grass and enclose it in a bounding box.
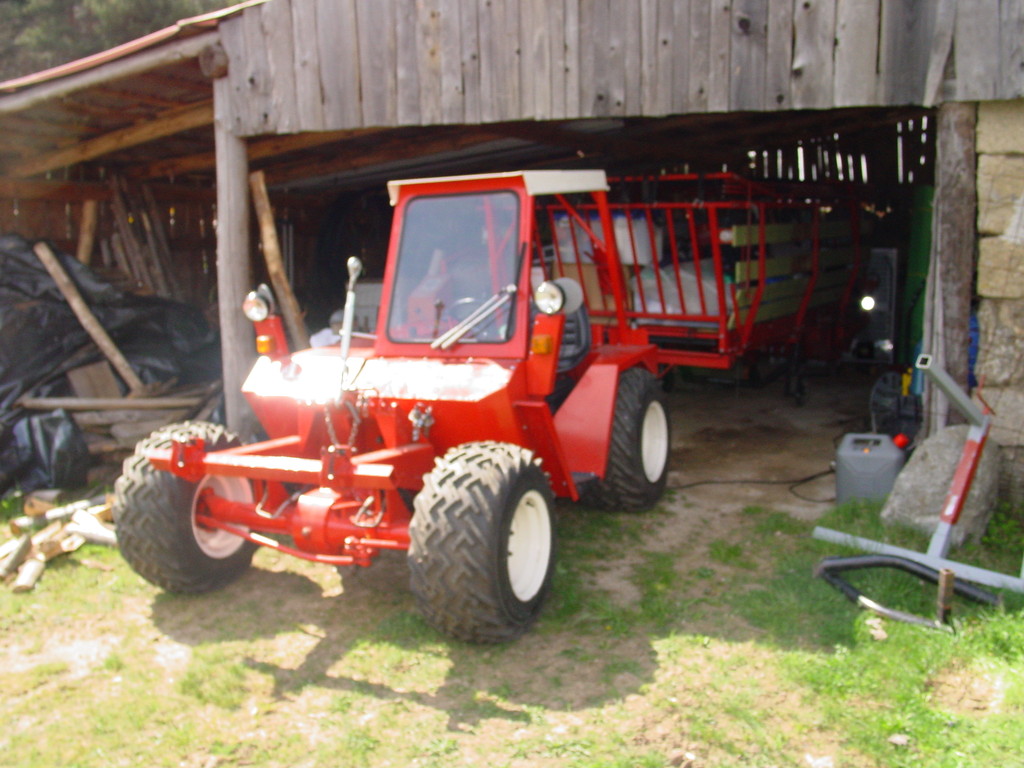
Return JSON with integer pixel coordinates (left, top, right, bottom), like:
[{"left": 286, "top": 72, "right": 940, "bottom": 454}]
[{"left": 0, "top": 489, "right": 1022, "bottom": 767}]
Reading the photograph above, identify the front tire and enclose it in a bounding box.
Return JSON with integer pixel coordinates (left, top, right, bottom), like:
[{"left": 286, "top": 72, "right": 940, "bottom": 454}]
[
  {"left": 408, "top": 442, "right": 555, "bottom": 643},
  {"left": 112, "top": 421, "right": 257, "bottom": 593},
  {"left": 582, "top": 366, "right": 671, "bottom": 511}
]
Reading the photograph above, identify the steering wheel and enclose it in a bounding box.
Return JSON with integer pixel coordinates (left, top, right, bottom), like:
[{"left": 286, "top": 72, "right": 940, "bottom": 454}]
[
  {"left": 443, "top": 295, "right": 508, "bottom": 342},
  {"left": 447, "top": 296, "right": 484, "bottom": 322}
]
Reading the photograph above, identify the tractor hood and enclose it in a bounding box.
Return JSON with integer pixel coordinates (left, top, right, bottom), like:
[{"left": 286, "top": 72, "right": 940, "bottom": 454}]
[{"left": 242, "top": 349, "right": 513, "bottom": 404}]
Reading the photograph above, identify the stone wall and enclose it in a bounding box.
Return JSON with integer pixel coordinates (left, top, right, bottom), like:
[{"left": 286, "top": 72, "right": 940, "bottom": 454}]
[{"left": 975, "top": 99, "right": 1024, "bottom": 503}]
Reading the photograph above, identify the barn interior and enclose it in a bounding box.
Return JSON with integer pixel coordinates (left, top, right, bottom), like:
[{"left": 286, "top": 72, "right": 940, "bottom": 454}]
[{"left": 0, "top": 23, "right": 941, "bottom": 488}]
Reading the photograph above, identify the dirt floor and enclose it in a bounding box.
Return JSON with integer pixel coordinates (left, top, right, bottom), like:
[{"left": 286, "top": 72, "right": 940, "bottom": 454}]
[{"left": 667, "top": 366, "right": 873, "bottom": 518}]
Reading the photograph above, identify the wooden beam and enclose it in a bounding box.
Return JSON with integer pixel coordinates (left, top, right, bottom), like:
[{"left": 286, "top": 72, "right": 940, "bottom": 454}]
[
  {"left": 923, "top": 0, "right": 957, "bottom": 107},
  {"left": 932, "top": 102, "right": 976, "bottom": 397},
  {"left": 491, "top": 120, "right": 655, "bottom": 161},
  {"left": 9, "top": 100, "right": 213, "bottom": 178},
  {"left": 0, "top": 31, "right": 219, "bottom": 114},
  {"left": 32, "top": 241, "right": 147, "bottom": 395},
  {"left": 249, "top": 169, "right": 309, "bottom": 349},
  {"left": 75, "top": 199, "right": 99, "bottom": 264},
  {"left": 0, "top": 178, "right": 111, "bottom": 201},
  {"left": 132, "top": 127, "right": 376, "bottom": 180},
  {"left": 264, "top": 126, "right": 507, "bottom": 186},
  {"left": 213, "top": 75, "right": 258, "bottom": 440}
]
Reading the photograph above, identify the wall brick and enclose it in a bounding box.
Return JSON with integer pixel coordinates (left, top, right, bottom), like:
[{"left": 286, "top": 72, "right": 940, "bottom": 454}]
[
  {"left": 977, "top": 100, "right": 1024, "bottom": 155},
  {"left": 975, "top": 387, "right": 1024, "bottom": 448},
  {"left": 976, "top": 298, "right": 1024, "bottom": 386},
  {"left": 977, "top": 153, "right": 1024, "bottom": 236},
  {"left": 977, "top": 237, "right": 1024, "bottom": 298}
]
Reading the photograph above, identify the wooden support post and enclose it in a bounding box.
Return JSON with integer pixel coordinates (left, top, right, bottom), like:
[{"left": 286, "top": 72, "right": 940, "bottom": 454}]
[
  {"left": 32, "top": 242, "right": 147, "bottom": 396},
  {"left": 214, "top": 75, "right": 259, "bottom": 439},
  {"left": 931, "top": 102, "right": 977, "bottom": 426},
  {"left": 249, "top": 170, "right": 310, "bottom": 350},
  {"left": 76, "top": 199, "right": 99, "bottom": 265}
]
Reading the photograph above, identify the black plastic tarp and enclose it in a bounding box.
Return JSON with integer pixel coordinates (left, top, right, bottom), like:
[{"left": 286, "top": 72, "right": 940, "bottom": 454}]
[{"left": 0, "top": 233, "right": 221, "bottom": 494}]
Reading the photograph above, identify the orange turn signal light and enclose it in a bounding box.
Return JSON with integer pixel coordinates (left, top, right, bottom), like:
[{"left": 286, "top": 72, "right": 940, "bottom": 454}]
[
  {"left": 256, "top": 335, "right": 276, "bottom": 355},
  {"left": 531, "top": 334, "right": 554, "bottom": 355}
]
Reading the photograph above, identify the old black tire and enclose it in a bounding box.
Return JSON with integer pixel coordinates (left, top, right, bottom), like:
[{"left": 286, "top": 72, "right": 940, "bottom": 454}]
[
  {"left": 582, "top": 366, "right": 670, "bottom": 511},
  {"left": 113, "top": 421, "right": 257, "bottom": 593},
  {"left": 408, "top": 442, "right": 555, "bottom": 643}
]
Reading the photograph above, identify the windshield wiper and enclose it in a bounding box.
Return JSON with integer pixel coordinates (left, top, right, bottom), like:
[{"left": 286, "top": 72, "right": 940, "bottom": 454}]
[{"left": 430, "top": 285, "right": 516, "bottom": 350}]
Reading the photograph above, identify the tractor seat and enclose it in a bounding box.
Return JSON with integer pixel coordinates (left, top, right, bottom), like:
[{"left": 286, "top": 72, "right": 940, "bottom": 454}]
[
  {"left": 546, "top": 304, "right": 592, "bottom": 412},
  {"left": 557, "top": 304, "right": 591, "bottom": 373}
]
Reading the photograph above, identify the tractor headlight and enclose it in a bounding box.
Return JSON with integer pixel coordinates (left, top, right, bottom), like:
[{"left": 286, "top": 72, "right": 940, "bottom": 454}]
[
  {"left": 860, "top": 294, "right": 876, "bottom": 312},
  {"left": 242, "top": 292, "right": 270, "bottom": 321},
  {"left": 533, "top": 277, "right": 584, "bottom": 315},
  {"left": 242, "top": 284, "right": 276, "bottom": 321},
  {"left": 534, "top": 281, "right": 566, "bottom": 314}
]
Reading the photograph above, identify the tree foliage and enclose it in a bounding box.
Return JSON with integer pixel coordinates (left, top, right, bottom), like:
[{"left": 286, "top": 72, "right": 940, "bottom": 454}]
[{"left": 0, "top": 0, "right": 236, "bottom": 82}]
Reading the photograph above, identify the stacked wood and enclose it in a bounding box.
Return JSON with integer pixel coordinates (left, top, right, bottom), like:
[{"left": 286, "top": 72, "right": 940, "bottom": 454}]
[
  {"left": 26, "top": 235, "right": 223, "bottom": 471},
  {"left": 102, "top": 176, "right": 182, "bottom": 301},
  {"left": 0, "top": 494, "right": 116, "bottom": 593},
  {"left": 18, "top": 361, "right": 221, "bottom": 453}
]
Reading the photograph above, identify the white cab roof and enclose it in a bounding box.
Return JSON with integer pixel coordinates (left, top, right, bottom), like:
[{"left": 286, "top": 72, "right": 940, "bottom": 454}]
[{"left": 387, "top": 170, "right": 609, "bottom": 205}]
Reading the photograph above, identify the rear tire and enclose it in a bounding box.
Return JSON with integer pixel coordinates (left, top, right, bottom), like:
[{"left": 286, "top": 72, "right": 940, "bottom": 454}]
[
  {"left": 113, "top": 421, "right": 256, "bottom": 593},
  {"left": 582, "top": 367, "right": 670, "bottom": 511},
  {"left": 408, "top": 442, "right": 555, "bottom": 643}
]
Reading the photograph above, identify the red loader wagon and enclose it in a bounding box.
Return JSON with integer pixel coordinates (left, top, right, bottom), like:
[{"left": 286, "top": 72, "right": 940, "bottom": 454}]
[
  {"left": 540, "top": 172, "right": 865, "bottom": 398},
  {"left": 112, "top": 170, "right": 862, "bottom": 642}
]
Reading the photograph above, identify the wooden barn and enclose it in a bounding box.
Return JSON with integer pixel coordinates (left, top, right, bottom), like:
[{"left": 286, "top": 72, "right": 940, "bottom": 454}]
[{"left": 1, "top": 0, "right": 1022, "bottom": 496}]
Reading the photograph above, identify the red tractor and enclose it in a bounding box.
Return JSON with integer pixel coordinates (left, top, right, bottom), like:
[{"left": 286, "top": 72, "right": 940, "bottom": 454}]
[{"left": 113, "top": 171, "right": 671, "bottom": 642}]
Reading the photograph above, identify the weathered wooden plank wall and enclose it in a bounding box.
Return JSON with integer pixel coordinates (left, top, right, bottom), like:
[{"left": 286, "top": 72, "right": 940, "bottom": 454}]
[{"left": 221, "top": 0, "right": 1024, "bottom": 137}]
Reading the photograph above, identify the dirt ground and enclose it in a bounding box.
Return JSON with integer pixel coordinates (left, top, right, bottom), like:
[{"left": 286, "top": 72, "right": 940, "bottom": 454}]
[{"left": 667, "top": 366, "right": 873, "bottom": 517}]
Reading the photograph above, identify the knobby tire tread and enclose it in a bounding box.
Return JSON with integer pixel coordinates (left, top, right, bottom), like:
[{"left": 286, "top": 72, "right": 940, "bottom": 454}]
[
  {"left": 113, "top": 421, "right": 256, "bottom": 593},
  {"left": 408, "top": 442, "right": 554, "bottom": 643},
  {"left": 582, "top": 367, "right": 669, "bottom": 512}
]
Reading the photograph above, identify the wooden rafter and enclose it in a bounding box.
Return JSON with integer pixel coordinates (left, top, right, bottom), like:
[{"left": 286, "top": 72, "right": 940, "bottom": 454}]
[
  {"left": 131, "top": 126, "right": 377, "bottom": 180},
  {"left": 9, "top": 100, "right": 213, "bottom": 178},
  {"left": 491, "top": 120, "right": 656, "bottom": 162},
  {"left": 89, "top": 84, "right": 183, "bottom": 110},
  {"left": 264, "top": 127, "right": 508, "bottom": 187}
]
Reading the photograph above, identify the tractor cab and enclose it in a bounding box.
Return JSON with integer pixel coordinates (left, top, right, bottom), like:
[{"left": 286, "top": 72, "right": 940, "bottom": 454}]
[{"left": 374, "top": 170, "right": 615, "bottom": 363}]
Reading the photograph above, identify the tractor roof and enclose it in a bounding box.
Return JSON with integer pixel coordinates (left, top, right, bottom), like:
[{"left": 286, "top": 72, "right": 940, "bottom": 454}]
[{"left": 387, "top": 170, "right": 609, "bottom": 206}]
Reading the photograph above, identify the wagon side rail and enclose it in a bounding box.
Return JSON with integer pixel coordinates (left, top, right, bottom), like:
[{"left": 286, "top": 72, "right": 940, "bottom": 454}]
[{"left": 533, "top": 177, "right": 865, "bottom": 370}]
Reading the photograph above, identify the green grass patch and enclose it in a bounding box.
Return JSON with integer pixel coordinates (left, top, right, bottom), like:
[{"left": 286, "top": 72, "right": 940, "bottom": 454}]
[
  {"left": 633, "top": 551, "right": 686, "bottom": 627},
  {"left": 178, "top": 644, "right": 251, "bottom": 708},
  {"left": 3, "top": 489, "right": 1023, "bottom": 768},
  {"left": 743, "top": 504, "right": 813, "bottom": 536},
  {"left": 708, "top": 539, "right": 754, "bottom": 569}
]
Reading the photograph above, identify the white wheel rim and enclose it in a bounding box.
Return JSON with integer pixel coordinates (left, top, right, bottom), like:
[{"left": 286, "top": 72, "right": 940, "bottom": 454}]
[
  {"left": 506, "top": 489, "right": 552, "bottom": 602},
  {"left": 192, "top": 475, "right": 251, "bottom": 559},
  {"left": 641, "top": 400, "right": 669, "bottom": 483}
]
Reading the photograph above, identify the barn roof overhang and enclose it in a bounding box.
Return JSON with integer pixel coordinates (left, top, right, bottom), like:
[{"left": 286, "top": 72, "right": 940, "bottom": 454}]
[{"left": 0, "top": 2, "right": 932, "bottom": 201}]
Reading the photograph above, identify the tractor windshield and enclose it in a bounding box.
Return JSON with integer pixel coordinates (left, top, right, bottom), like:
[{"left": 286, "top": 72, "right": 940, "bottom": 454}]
[{"left": 387, "top": 191, "right": 521, "bottom": 344}]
